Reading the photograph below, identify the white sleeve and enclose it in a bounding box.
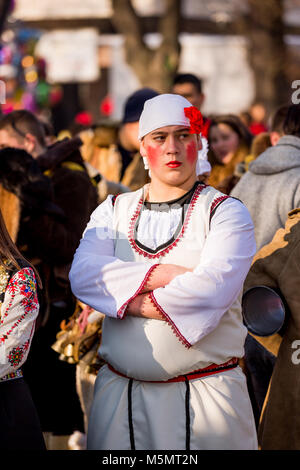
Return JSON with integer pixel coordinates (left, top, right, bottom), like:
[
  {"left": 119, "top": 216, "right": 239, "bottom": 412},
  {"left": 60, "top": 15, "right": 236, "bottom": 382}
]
[
  {"left": 0, "top": 267, "right": 39, "bottom": 378},
  {"left": 69, "top": 196, "right": 158, "bottom": 318},
  {"left": 150, "top": 198, "right": 256, "bottom": 347}
]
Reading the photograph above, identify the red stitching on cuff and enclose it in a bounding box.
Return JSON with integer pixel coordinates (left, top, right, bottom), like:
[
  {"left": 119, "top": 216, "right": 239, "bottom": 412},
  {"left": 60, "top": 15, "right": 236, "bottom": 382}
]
[
  {"left": 117, "top": 264, "right": 160, "bottom": 319},
  {"left": 149, "top": 291, "right": 191, "bottom": 349}
]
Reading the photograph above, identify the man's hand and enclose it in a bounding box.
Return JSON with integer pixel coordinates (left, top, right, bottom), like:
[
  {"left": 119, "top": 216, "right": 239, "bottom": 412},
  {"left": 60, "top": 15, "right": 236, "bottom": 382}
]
[
  {"left": 141, "top": 264, "right": 192, "bottom": 293},
  {"left": 125, "top": 264, "right": 193, "bottom": 320},
  {"left": 126, "top": 293, "right": 165, "bottom": 321}
]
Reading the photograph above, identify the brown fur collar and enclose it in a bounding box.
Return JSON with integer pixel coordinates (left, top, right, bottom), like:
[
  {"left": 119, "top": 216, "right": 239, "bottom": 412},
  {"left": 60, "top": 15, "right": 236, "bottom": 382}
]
[{"left": 208, "top": 145, "right": 250, "bottom": 190}]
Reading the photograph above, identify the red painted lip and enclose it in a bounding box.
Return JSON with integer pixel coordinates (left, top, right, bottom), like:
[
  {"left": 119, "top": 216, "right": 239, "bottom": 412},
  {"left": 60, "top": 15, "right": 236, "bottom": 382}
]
[{"left": 166, "top": 161, "right": 182, "bottom": 168}]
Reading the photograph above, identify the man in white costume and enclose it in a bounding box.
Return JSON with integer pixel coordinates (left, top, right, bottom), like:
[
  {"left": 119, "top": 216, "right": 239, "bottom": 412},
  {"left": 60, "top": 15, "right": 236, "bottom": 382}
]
[{"left": 69, "top": 94, "right": 258, "bottom": 450}]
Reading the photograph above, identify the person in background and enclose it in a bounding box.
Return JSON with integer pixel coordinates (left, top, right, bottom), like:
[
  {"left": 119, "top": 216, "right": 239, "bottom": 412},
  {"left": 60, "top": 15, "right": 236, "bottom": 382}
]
[
  {"left": 230, "top": 103, "right": 300, "bottom": 428},
  {"left": 0, "top": 110, "right": 98, "bottom": 448},
  {"left": 172, "top": 73, "right": 205, "bottom": 111},
  {"left": 0, "top": 206, "right": 45, "bottom": 450},
  {"left": 234, "top": 132, "right": 272, "bottom": 186},
  {"left": 236, "top": 104, "right": 288, "bottom": 183},
  {"left": 249, "top": 102, "right": 268, "bottom": 136},
  {"left": 230, "top": 103, "right": 295, "bottom": 250},
  {"left": 40, "top": 119, "right": 57, "bottom": 146},
  {"left": 239, "top": 111, "right": 252, "bottom": 129},
  {"left": 268, "top": 104, "right": 289, "bottom": 146},
  {"left": 243, "top": 208, "right": 300, "bottom": 449},
  {"left": 79, "top": 88, "right": 159, "bottom": 191},
  {"left": 207, "top": 114, "right": 253, "bottom": 194}
]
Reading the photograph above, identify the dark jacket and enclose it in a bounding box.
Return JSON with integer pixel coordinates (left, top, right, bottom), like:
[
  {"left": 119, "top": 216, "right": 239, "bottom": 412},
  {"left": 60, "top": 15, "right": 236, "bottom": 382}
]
[
  {"left": 244, "top": 208, "right": 300, "bottom": 449},
  {"left": 0, "top": 139, "right": 98, "bottom": 321}
]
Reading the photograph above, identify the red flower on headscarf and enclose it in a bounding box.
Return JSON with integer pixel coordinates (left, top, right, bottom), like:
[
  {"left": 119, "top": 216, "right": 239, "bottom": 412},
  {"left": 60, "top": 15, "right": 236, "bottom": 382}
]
[{"left": 184, "top": 106, "right": 205, "bottom": 135}]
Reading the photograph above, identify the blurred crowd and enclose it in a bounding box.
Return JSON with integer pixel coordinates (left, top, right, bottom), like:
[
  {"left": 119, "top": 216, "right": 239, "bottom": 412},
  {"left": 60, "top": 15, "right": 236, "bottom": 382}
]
[{"left": 0, "top": 71, "right": 300, "bottom": 451}]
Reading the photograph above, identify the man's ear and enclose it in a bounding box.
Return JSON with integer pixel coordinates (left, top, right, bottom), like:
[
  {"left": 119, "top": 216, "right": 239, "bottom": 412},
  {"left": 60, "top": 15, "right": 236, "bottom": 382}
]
[
  {"left": 24, "top": 133, "right": 37, "bottom": 154},
  {"left": 270, "top": 132, "right": 280, "bottom": 147},
  {"left": 197, "top": 135, "right": 202, "bottom": 151},
  {"left": 140, "top": 138, "right": 147, "bottom": 157}
]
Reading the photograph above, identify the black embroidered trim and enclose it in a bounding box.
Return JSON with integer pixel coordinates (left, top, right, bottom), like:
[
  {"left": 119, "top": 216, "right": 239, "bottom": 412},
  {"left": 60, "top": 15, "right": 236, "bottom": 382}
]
[
  {"left": 111, "top": 194, "right": 120, "bottom": 207},
  {"left": 209, "top": 195, "right": 244, "bottom": 226}
]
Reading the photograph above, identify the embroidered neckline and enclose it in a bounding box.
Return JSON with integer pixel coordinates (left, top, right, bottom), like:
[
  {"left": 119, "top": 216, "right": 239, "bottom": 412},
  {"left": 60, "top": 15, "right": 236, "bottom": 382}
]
[
  {"left": 143, "top": 182, "right": 199, "bottom": 209},
  {"left": 128, "top": 183, "right": 205, "bottom": 259}
]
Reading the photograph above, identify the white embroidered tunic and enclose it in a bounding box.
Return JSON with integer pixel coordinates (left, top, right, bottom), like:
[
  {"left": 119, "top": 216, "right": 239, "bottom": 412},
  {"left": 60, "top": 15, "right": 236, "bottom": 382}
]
[
  {"left": 70, "top": 183, "right": 258, "bottom": 450},
  {"left": 70, "top": 182, "right": 256, "bottom": 350},
  {"left": 0, "top": 267, "right": 39, "bottom": 379}
]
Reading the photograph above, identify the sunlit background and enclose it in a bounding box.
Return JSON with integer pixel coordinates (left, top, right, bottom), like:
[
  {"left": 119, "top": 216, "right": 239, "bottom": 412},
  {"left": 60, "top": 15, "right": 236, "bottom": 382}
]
[{"left": 0, "top": 0, "right": 299, "bottom": 131}]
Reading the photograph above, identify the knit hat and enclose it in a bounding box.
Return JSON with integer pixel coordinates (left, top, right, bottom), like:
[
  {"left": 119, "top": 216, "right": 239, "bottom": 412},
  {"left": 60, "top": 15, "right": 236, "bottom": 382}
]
[
  {"left": 122, "top": 88, "right": 159, "bottom": 124},
  {"left": 138, "top": 94, "right": 194, "bottom": 140}
]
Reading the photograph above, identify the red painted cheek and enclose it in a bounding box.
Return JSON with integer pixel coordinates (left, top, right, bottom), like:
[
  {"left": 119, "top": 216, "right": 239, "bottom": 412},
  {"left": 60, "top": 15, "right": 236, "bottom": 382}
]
[
  {"left": 186, "top": 141, "right": 198, "bottom": 165},
  {"left": 146, "top": 145, "right": 161, "bottom": 168}
]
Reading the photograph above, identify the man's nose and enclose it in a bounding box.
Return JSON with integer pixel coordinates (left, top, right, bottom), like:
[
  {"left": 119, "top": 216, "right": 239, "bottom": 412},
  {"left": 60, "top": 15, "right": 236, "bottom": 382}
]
[{"left": 165, "top": 135, "right": 179, "bottom": 153}]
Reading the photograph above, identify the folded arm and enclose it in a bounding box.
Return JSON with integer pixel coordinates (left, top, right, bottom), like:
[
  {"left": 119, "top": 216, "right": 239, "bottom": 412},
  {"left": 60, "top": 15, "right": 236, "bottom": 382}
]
[
  {"left": 127, "top": 198, "right": 256, "bottom": 347},
  {"left": 69, "top": 196, "right": 189, "bottom": 318}
]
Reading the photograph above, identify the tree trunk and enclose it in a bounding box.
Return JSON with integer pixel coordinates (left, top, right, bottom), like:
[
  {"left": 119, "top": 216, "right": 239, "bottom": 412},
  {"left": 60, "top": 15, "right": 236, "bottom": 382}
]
[
  {"left": 111, "top": 0, "right": 181, "bottom": 92},
  {"left": 0, "top": 0, "right": 12, "bottom": 36},
  {"left": 238, "top": 0, "right": 289, "bottom": 114}
]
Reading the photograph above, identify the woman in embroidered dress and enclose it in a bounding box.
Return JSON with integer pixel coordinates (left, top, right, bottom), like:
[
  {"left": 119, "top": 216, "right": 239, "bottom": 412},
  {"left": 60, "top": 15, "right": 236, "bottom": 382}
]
[
  {"left": 70, "top": 94, "right": 258, "bottom": 450},
  {"left": 0, "top": 208, "right": 45, "bottom": 450}
]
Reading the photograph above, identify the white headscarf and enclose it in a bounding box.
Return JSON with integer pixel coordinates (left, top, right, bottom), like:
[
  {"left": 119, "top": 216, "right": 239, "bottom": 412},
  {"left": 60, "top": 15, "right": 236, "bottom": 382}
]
[{"left": 138, "top": 93, "right": 210, "bottom": 176}]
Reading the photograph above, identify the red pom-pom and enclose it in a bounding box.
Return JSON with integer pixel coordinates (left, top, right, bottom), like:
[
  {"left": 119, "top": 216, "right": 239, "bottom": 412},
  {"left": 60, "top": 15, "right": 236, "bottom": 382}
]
[
  {"left": 100, "top": 95, "right": 114, "bottom": 116},
  {"left": 75, "top": 111, "right": 93, "bottom": 127}
]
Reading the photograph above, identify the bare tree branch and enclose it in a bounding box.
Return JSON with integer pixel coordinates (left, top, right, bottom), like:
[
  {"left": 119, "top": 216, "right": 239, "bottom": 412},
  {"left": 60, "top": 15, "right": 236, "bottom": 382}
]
[
  {"left": 111, "top": 0, "right": 182, "bottom": 92},
  {"left": 236, "top": 0, "right": 288, "bottom": 112},
  {"left": 159, "top": 0, "right": 181, "bottom": 50},
  {"left": 111, "top": 0, "right": 148, "bottom": 52}
]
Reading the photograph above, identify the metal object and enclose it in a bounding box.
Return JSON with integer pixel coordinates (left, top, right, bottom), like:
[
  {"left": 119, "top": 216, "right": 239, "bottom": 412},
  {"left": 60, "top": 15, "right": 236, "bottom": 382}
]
[{"left": 242, "top": 286, "right": 286, "bottom": 337}]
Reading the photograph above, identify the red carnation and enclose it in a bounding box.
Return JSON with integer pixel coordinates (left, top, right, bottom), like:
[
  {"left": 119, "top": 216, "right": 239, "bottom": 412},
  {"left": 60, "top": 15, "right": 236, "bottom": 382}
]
[
  {"left": 184, "top": 106, "right": 204, "bottom": 134},
  {"left": 201, "top": 118, "right": 211, "bottom": 139}
]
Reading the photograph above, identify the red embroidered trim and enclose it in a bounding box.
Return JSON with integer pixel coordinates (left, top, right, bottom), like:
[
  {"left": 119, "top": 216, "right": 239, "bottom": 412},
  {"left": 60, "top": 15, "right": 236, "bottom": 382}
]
[
  {"left": 0, "top": 268, "right": 38, "bottom": 344},
  {"left": 128, "top": 184, "right": 205, "bottom": 259},
  {"left": 107, "top": 357, "right": 238, "bottom": 383},
  {"left": 117, "top": 263, "right": 160, "bottom": 319},
  {"left": 149, "top": 291, "right": 191, "bottom": 349},
  {"left": 7, "top": 332, "right": 32, "bottom": 368},
  {"left": 210, "top": 195, "right": 229, "bottom": 216}
]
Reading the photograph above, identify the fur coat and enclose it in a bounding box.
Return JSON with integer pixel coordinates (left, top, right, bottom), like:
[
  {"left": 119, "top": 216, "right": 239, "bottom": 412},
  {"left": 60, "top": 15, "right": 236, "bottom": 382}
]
[
  {"left": 244, "top": 208, "right": 300, "bottom": 449},
  {"left": 208, "top": 145, "right": 250, "bottom": 195},
  {"left": 0, "top": 185, "right": 20, "bottom": 242},
  {"left": 80, "top": 125, "right": 149, "bottom": 191}
]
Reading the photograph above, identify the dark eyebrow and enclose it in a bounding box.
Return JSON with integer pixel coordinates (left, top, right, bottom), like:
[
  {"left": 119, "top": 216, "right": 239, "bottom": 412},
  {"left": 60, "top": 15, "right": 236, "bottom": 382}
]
[
  {"left": 174, "top": 128, "right": 190, "bottom": 133},
  {"left": 151, "top": 127, "right": 190, "bottom": 137}
]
